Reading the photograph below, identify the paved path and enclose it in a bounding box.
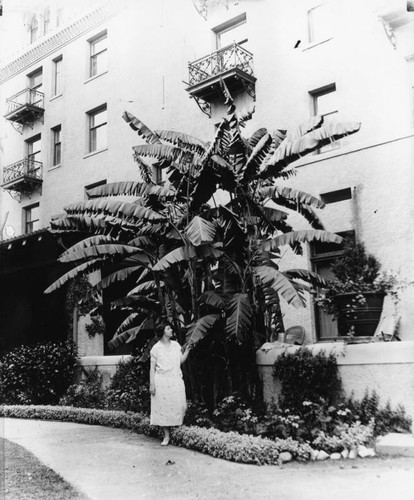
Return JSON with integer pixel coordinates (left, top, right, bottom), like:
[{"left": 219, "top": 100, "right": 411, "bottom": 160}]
[{"left": 2, "top": 418, "right": 414, "bottom": 500}]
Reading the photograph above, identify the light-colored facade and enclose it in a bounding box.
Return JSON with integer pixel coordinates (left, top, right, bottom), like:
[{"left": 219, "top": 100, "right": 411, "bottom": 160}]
[{"left": 0, "top": 0, "right": 413, "bottom": 359}]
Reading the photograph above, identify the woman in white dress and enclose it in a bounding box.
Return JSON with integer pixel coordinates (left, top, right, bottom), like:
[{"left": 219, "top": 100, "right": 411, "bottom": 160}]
[{"left": 149, "top": 323, "right": 192, "bottom": 446}]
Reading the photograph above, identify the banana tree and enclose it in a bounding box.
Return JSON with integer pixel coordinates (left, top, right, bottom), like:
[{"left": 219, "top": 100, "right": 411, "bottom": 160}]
[{"left": 45, "top": 83, "right": 360, "bottom": 401}]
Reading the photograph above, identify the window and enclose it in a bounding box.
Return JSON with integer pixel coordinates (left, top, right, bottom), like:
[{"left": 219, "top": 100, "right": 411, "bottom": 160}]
[
  {"left": 56, "top": 8, "right": 63, "bottom": 27},
  {"left": 311, "top": 84, "right": 338, "bottom": 152},
  {"left": 213, "top": 13, "right": 248, "bottom": 50},
  {"left": 52, "top": 126, "right": 61, "bottom": 166},
  {"left": 84, "top": 179, "right": 107, "bottom": 199},
  {"left": 26, "top": 135, "right": 42, "bottom": 164},
  {"left": 320, "top": 188, "right": 352, "bottom": 204},
  {"left": 30, "top": 15, "right": 39, "bottom": 44},
  {"left": 24, "top": 204, "right": 40, "bottom": 234},
  {"left": 308, "top": 3, "right": 333, "bottom": 44},
  {"left": 89, "top": 32, "right": 107, "bottom": 77},
  {"left": 88, "top": 106, "right": 107, "bottom": 153},
  {"left": 43, "top": 8, "right": 50, "bottom": 35},
  {"left": 311, "top": 231, "right": 354, "bottom": 340},
  {"left": 52, "top": 57, "right": 62, "bottom": 96}
]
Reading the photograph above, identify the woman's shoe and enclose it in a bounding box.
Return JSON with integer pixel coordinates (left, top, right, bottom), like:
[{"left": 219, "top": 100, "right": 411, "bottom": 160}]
[{"left": 161, "top": 437, "right": 170, "bottom": 446}]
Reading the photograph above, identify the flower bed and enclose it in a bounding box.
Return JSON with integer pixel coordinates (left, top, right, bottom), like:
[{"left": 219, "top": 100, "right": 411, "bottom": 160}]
[{"left": 0, "top": 405, "right": 380, "bottom": 465}]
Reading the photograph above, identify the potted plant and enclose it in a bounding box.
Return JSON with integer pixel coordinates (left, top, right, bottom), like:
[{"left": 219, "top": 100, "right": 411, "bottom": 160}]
[{"left": 314, "top": 237, "right": 401, "bottom": 337}]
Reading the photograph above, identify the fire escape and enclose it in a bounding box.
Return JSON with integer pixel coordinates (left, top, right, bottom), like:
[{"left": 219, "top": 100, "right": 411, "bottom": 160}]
[
  {"left": 186, "top": 42, "right": 256, "bottom": 117},
  {"left": 2, "top": 88, "right": 45, "bottom": 201}
]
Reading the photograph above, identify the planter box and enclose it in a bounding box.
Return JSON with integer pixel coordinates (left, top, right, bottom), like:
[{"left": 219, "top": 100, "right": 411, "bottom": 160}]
[{"left": 335, "top": 292, "right": 385, "bottom": 337}]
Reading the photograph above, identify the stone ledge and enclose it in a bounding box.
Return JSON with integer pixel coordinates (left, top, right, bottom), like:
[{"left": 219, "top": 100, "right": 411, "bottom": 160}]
[
  {"left": 256, "top": 340, "right": 414, "bottom": 366},
  {"left": 376, "top": 433, "right": 414, "bottom": 457},
  {"left": 78, "top": 355, "right": 132, "bottom": 367}
]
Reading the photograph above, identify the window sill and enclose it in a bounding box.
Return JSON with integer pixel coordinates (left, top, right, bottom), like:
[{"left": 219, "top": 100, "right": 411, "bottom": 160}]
[
  {"left": 84, "top": 71, "right": 108, "bottom": 85},
  {"left": 50, "top": 93, "right": 63, "bottom": 102},
  {"left": 83, "top": 148, "right": 108, "bottom": 159},
  {"left": 302, "top": 37, "right": 334, "bottom": 51},
  {"left": 48, "top": 164, "right": 62, "bottom": 171}
]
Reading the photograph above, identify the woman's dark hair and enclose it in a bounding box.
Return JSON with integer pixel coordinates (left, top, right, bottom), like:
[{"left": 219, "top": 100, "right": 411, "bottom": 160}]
[{"left": 156, "top": 322, "right": 172, "bottom": 338}]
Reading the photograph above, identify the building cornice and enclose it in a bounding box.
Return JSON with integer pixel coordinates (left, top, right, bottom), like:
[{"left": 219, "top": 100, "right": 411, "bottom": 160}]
[{"left": 0, "top": 3, "right": 124, "bottom": 84}]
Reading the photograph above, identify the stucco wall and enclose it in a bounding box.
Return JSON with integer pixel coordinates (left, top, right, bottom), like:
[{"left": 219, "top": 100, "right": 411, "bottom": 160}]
[
  {"left": 77, "top": 354, "right": 132, "bottom": 387},
  {"left": 257, "top": 341, "right": 414, "bottom": 428}
]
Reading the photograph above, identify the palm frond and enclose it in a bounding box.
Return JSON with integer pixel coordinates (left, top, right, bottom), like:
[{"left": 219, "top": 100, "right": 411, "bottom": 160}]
[
  {"left": 260, "top": 185, "right": 325, "bottom": 209},
  {"left": 58, "top": 244, "right": 144, "bottom": 263},
  {"left": 155, "top": 130, "right": 208, "bottom": 156},
  {"left": 86, "top": 181, "right": 174, "bottom": 199},
  {"left": 59, "top": 235, "right": 115, "bottom": 260}
]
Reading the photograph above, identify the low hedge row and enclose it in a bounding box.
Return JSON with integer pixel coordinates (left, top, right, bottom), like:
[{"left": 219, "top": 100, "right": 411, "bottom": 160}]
[{"left": 0, "top": 405, "right": 313, "bottom": 465}]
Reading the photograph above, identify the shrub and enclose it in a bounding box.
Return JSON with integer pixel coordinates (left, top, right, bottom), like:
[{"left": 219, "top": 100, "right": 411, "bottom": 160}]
[
  {"left": 273, "top": 348, "right": 342, "bottom": 411},
  {"left": 344, "top": 391, "right": 412, "bottom": 436},
  {"left": 312, "top": 419, "right": 375, "bottom": 453},
  {"left": 59, "top": 368, "right": 106, "bottom": 409},
  {"left": 105, "top": 356, "right": 150, "bottom": 414},
  {"left": 0, "top": 341, "right": 78, "bottom": 405},
  {"left": 184, "top": 399, "right": 214, "bottom": 428}
]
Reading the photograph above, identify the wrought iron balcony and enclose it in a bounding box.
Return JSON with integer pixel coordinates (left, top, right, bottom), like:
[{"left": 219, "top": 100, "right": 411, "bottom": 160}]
[
  {"left": 1, "top": 159, "right": 43, "bottom": 198},
  {"left": 187, "top": 43, "right": 256, "bottom": 105},
  {"left": 4, "top": 88, "right": 45, "bottom": 132}
]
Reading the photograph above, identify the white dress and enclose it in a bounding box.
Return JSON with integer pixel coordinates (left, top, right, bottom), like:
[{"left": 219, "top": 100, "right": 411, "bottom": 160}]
[{"left": 150, "top": 340, "right": 187, "bottom": 426}]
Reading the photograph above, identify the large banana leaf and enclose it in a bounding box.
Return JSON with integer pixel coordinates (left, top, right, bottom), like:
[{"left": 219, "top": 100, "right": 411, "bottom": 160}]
[
  {"left": 86, "top": 181, "right": 174, "bottom": 199},
  {"left": 110, "top": 295, "right": 161, "bottom": 312},
  {"left": 127, "top": 280, "right": 158, "bottom": 296},
  {"left": 92, "top": 266, "right": 144, "bottom": 292},
  {"left": 199, "top": 291, "right": 226, "bottom": 309},
  {"left": 133, "top": 144, "right": 187, "bottom": 164},
  {"left": 50, "top": 215, "right": 108, "bottom": 233},
  {"left": 154, "top": 130, "right": 208, "bottom": 156},
  {"left": 122, "top": 111, "right": 161, "bottom": 144},
  {"left": 248, "top": 127, "right": 268, "bottom": 148},
  {"left": 254, "top": 265, "right": 306, "bottom": 308},
  {"left": 260, "top": 185, "right": 325, "bottom": 209},
  {"left": 44, "top": 259, "right": 101, "bottom": 294},
  {"left": 58, "top": 244, "right": 143, "bottom": 263},
  {"left": 59, "top": 235, "right": 115, "bottom": 260},
  {"left": 259, "top": 121, "right": 361, "bottom": 179},
  {"left": 285, "top": 115, "right": 324, "bottom": 141},
  {"left": 225, "top": 293, "right": 252, "bottom": 344},
  {"left": 261, "top": 230, "right": 343, "bottom": 252},
  {"left": 185, "top": 216, "right": 216, "bottom": 246},
  {"left": 152, "top": 245, "right": 196, "bottom": 272},
  {"left": 197, "top": 244, "right": 224, "bottom": 260},
  {"left": 109, "top": 316, "right": 154, "bottom": 349},
  {"left": 243, "top": 132, "right": 273, "bottom": 182},
  {"left": 64, "top": 199, "right": 164, "bottom": 223},
  {"left": 284, "top": 268, "right": 328, "bottom": 288},
  {"left": 186, "top": 314, "right": 220, "bottom": 344}
]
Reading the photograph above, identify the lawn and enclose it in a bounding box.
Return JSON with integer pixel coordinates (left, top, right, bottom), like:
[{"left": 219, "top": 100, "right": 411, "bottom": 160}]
[{"left": 1, "top": 438, "right": 88, "bottom": 499}]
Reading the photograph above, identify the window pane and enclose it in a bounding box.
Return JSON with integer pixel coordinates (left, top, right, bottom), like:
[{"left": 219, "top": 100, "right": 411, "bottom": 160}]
[
  {"left": 95, "top": 125, "right": 107, "bottom": 151},
  {"left": 54, "top": 143, "right": 61, "bottom": 165},
  {"left": 309, "top": 4, "right": 332, "bottom": 43},
  {"left": 91, "top": 50, "right": 107, "bottom": 76},
  {"left": 29, "top": 70, "right": 42, "bottom": 89},
  {"left": 54, "top": 59, "right": 62, "bottom": 94},
  {"left": 91, "top": 108, "right": 107, "bottom": 127},
  {"left": 316, "top": 91, "right": 337, "bottom": 116},
  {"left": 92, "top": 36, "right": 107, "bottom": 55},
  {"left": 218, "top": 21, "right": 248, "bottom": 48}
]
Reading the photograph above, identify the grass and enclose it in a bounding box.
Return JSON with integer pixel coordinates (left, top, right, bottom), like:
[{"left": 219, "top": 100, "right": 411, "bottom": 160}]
[{"left": 1, "top": 438, "right": 88, "bottom": 500}]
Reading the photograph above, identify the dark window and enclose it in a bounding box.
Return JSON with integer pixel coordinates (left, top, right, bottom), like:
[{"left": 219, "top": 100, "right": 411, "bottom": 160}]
[
  {"left": 310, "top": 230, "right": 355, "bottom": 340},
  {"left": 320, "top": 188, "right": 352, "bottom": 204},
  {"left": 84, "top": 179, "right": 107, "bottom": 199},
  {"left": 24, "top": 203, "right": 40, "bottom": 234},
  {"left": 52, "top": 126, "right": 61, "bottom": 166}
]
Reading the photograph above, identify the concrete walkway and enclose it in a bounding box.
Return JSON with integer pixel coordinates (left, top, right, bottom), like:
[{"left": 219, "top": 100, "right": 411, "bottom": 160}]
[{"left": 2, "top": 418, "right": 414, "bottom": 500}]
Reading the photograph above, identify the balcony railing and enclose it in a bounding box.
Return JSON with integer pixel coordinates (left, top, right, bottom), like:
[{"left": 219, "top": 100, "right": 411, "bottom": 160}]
[
  {"left": 188, "top": 43, "right": 254, "bottom": 86},
  {"left": 4, "top": 88, "right": 45, "bottom": 131},
  {"left": 2, "top": 158, "right": 43, "bottom": 189}
]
